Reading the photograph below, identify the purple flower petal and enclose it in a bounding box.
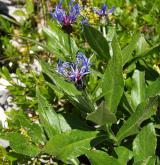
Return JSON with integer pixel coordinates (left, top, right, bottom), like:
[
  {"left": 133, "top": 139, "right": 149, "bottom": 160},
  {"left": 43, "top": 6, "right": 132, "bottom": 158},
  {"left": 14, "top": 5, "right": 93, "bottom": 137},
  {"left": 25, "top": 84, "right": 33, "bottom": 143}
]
[
  {"left": 69, "top": 3, "right": 80, "bottom": 22},
  {"left": 106, "top": 7, "right": 115, "bottom": 14},
  {"left": 56, "top": 52, "right": 91, "bottom": 86}
]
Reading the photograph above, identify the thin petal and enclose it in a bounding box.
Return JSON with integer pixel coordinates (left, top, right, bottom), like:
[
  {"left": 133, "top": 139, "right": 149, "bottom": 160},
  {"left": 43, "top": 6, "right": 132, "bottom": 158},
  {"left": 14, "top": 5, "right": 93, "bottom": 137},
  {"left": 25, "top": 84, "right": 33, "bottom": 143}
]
[
  {"left": 106, "top": 7, "right": 115, "bottom": 14},
  {"left": 69, "top": 3, "right": 80, "bottom": 22},
  {"left": 101, "top": 4, "right": 107, "bottom": 14}
]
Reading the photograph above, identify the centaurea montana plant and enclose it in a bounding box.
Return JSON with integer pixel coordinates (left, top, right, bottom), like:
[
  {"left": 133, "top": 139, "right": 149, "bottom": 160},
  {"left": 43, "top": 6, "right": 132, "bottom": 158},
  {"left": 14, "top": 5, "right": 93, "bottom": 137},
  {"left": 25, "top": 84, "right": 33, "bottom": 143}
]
[
  {"left": 50, "top": 0, "right": 80, "bottom": 33},
  {"left": 94, "top": 4, "right": 115, "bottom": 17},
  {"left": 94, "top": 4, "right": 115, "bottom": 38},
  {"left": 56, "top": 52, "right": 91, "bottom": 89}
]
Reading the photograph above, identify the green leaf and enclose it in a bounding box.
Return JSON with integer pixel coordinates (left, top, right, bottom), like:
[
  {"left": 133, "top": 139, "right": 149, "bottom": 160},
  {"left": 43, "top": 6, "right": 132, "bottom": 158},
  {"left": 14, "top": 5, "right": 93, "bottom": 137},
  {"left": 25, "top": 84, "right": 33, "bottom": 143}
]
[
  {"left": 13, "top": 10, "right": 26, "bottom": 17},
  {"left": 43, "top": 24, "right": 78, "bottom": 59},
  {"left": 116, "top": 97, "right": 158, "bottom": 142},
  {"left": 115, "top": 146, "right": 133, "bottom": 165},
  {"left": 143, "top": 14, "right": 154, "bottom": 25},
  {"left": 36, "top": 87, "right": 61, "bottom": 138},
  {"left": 145, "top": 77, "right": 160, "bottom": 99},
  {"left": 85, "top": 150, "right": 121, "bottom": 165},
  {"left": 8, "top": 110, "right": 46, "bottom": 144},
  {"left": 133, "top": 123, "right": 156, "bottom": 163},
  {"left": 122, "top": 33, "right": 140, "bottom": 65},
  {"left": 44, "top": 130, "right": 98, "bottom": 163},
  {"left": 136, "top": 35, "right": 150, "bottom": 55},
  {"left": 25, "top": 0, "right": 34, "bottom": 15},
  {"left": 83, "top": 25, "right": 110, "bottom": 61},
  {"left": 131, "top": 70, "right": 145, "bottom": 109},
  {"left": 8, "top": 133, "right": 40, "bottom": 157},
  {"left": 86, "top": 102, "right": 117, "bottom": 125},
  {"left": 102, "top": 34, "right": 124, "bottom": 112},
  {"left": 1, "top": 66, "right": 12, "bottom": 81},
  {"left": 133, "top": 156, "right": 156, "bottom": 165}
]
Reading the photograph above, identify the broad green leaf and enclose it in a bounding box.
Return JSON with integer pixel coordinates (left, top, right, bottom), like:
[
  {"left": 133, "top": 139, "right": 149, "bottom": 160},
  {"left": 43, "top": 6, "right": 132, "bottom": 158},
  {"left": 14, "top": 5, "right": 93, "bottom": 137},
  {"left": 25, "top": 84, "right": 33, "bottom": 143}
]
[
  {"left": 136, "top": 36, "right": 150, "bottom": 55},
  {"left": 133, "top": 156, "right": 156, "bottom": 165},
  {"left": 102, "top": 34, "right": 124, "bottom": 112},
  {"left": 131, "top": 70, "right": 145, "bottom": 109},
  {"left": 37, "top": 87, "right": 61, "bottom": 138},
  {"left": 115, "top": 146, "right": 133, "bottom": 165},
  {"left": 43, "top": 24, "right": 78, "bottom": 59},
  {"left": 85, "top": 149, "right": 121, "bottom": 165},
  {"left": 133, "top": 123, "right": 156, "bottom": 163},
  {"left": 8, "top": 133, "right": 40, "bottom": 157},
  {"left": 116, "top": 97, "right": 158, "bottom": 142},
  {"left": 145, "top": 77, "right": 160, "bottom": 99},
  {"left": 83, "top": 25, "right": 110, "bottom": 61},
  {"left": 86, "top": 102, "right": 117, "bottom": 125},
  {"left": 44, "top": 130, "right": 98, "bottom": 163},
  {"left": 122, "top": 33, "right": 140, "bottom": 65}
]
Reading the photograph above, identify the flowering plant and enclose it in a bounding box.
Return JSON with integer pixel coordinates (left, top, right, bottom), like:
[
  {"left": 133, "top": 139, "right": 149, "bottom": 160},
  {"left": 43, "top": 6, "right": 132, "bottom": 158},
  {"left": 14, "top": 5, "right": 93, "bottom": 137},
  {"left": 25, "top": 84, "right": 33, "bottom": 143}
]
[
  {"left": 56, "top": 52, "right": 91, "bottom": 88},
  {"left": 50, "top": 0, "right": 79, "bottom": 33},
  {"left": 0, "top": 0, "right": 160, "bottom": 164}
]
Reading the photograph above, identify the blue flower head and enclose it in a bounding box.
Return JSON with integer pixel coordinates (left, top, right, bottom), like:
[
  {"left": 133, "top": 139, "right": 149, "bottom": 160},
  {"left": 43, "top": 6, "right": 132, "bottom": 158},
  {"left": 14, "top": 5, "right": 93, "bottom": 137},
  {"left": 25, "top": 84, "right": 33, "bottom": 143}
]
[
  {"left": 51, "top": 0, "right": 80, "bottom": 33},
  {"left": 94, "top": 4, "right": 115, "bottom": 17},
  {"left": 56, "top": 52, "right": 92, "bottom": 88}
]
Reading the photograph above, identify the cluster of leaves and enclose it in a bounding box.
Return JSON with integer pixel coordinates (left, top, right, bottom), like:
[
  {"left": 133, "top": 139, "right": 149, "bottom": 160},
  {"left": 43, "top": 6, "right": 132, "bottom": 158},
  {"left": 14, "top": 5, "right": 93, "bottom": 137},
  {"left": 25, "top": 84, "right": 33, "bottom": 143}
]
[{"left": 0, "top": 0, "right": 160, "bottom": 164}]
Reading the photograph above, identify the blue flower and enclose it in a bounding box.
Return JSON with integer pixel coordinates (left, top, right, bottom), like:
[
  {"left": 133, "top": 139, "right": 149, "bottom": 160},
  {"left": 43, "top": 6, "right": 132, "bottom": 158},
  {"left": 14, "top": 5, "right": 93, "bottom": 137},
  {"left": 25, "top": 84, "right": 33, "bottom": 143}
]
[
  {"left": 56, "top": 52, "right": 92, "bottom": 86},
  {"left": 50, "top": 0, "right": 80, "bottom": 27},
  {"left": 94, "top": 4, "right": 115, "bottom": 16}
]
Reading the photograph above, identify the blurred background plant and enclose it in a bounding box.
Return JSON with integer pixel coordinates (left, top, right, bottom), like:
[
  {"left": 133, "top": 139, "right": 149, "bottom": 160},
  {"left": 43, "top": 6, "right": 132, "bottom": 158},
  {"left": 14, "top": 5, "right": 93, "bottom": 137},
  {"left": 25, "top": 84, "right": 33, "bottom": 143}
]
[{"left": 0, "top": 0, "right": 160, "bottom": 164}]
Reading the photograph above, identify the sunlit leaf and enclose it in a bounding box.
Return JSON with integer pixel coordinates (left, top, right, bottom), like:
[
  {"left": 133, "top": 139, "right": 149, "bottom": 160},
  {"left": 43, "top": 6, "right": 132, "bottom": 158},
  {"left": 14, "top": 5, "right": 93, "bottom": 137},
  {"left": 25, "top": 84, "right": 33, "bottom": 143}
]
[
  {"left": 131, "top": 70, "right": 145, "bottom": 109},
  {"left": 115, "top": 146, "right": 133, "bottom": 164},
  {"left": 44, "top": 130, "right": 98, "bottom": 163},
  {"left": 36, "top": 87, "right": 61, "bottom": 138},
  {"left": 85, "top": 149, "right": 121, "bottom": 165},
  {"left": 43, "top": 23, "right": 78, "bottom": 60},
  {"left": 102, "top": 34, "right": 124, "bottom": 112},
  {"left": 83, "top": 25, "right": 110, "bottom": 61},
  {"left": 122, "top": 33, "right": 140, "bottom": 65},
  {"left": 8, "top": 133, "right": 40, "bottom": 157},
  {"left": 133, "top": 123, "right": 156, "bottom": 163},
  {"left": 145, "top": 77, "right": 160, "bottom": 98},
  {"left": 86, "top": 102, "right": 117, "bottom": 125},
  {"left": 116, "top": 97, "right": 158, "bottom": 142}
]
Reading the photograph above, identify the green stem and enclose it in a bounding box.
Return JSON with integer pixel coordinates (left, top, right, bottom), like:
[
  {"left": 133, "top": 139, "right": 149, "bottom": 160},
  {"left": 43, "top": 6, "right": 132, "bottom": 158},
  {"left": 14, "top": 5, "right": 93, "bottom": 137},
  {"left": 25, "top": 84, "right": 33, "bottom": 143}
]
[
  {"left": 41, "top": 0, "right": 47, "bottom": 26},
  {"left": 68, "top": 34, "right": 72, "bottom": 60}
]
